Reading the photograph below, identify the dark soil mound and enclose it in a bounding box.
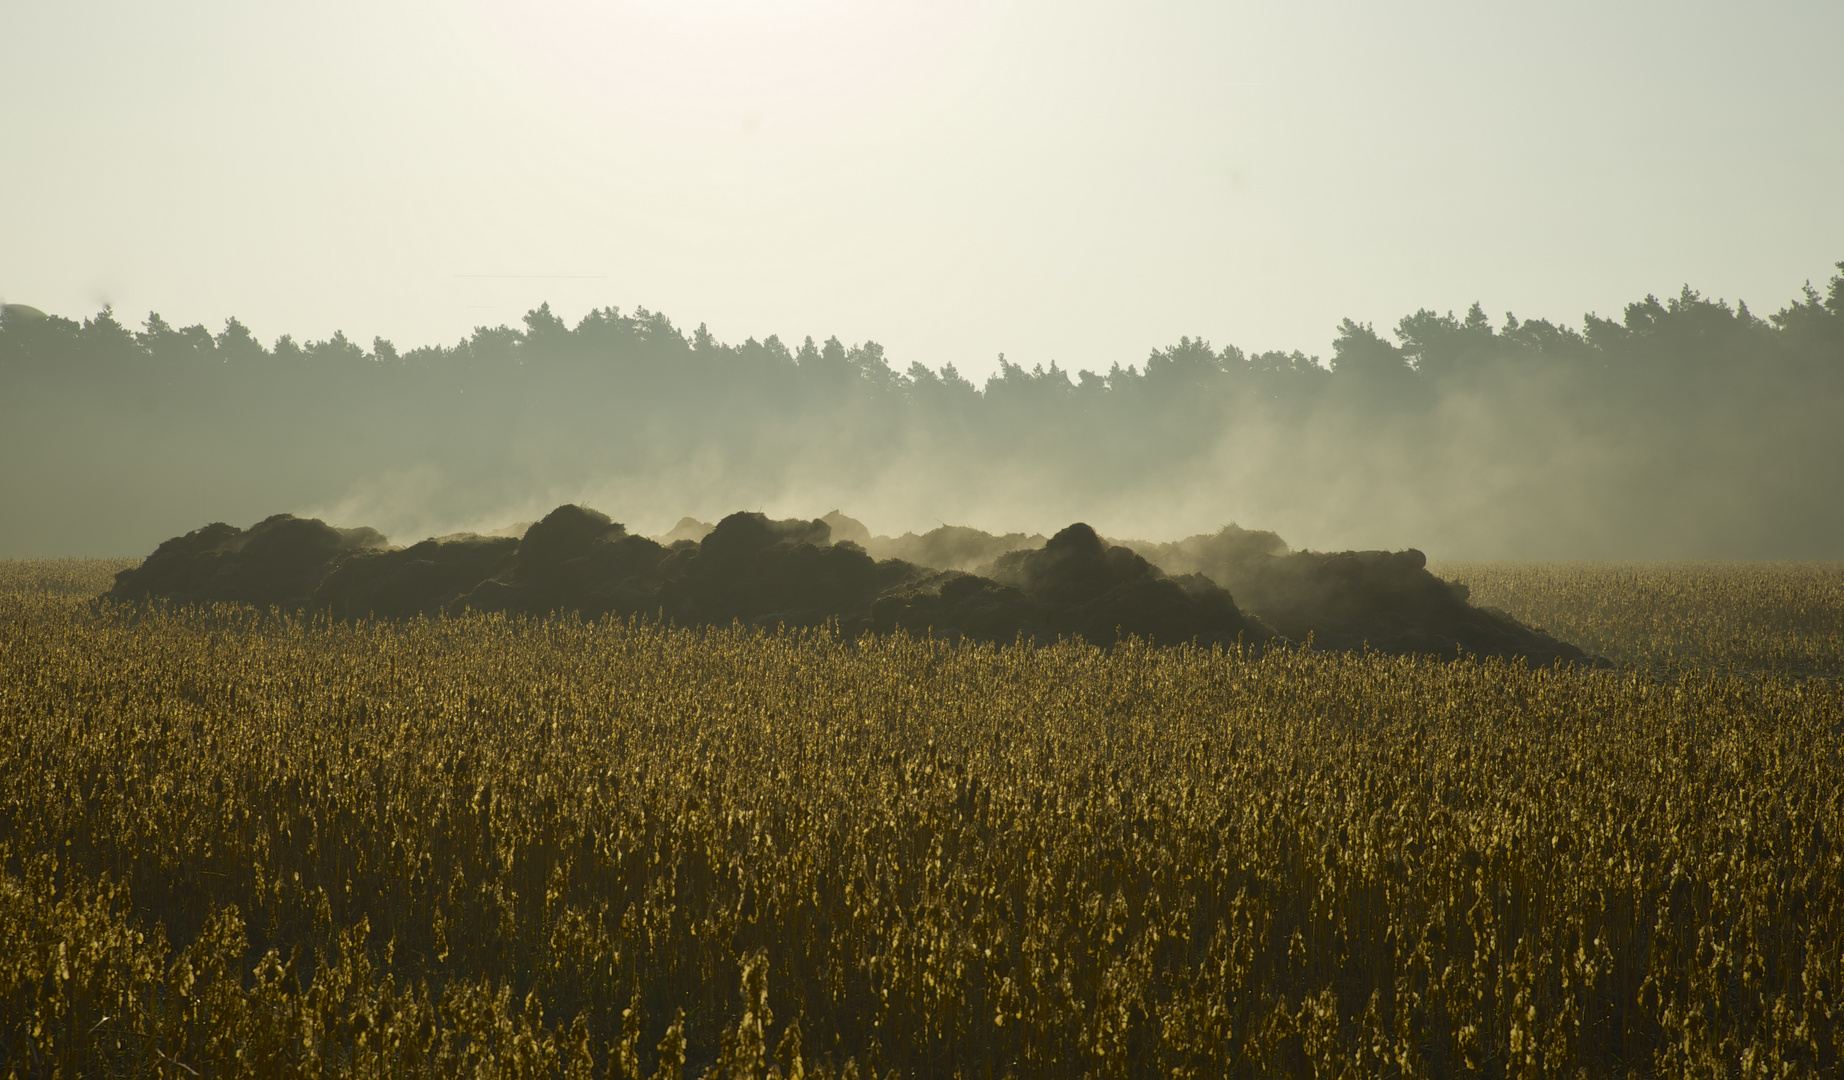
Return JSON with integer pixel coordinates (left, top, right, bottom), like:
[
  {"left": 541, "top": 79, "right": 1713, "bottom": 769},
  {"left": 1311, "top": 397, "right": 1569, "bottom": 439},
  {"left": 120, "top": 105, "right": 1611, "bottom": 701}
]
[
  {"left": 1127, "top": 524, "right": 1594, "bottom": 666},
  {"left": 111, "top": 514, "right": 387, "bottom": 609},
  {"left": 821, "top": 510, "right": 873, "bottom": 547},
  {"left": 110, "top": 506, "right": 1593, "bottom": 663},
  {"left": 314, "top": 534, "right": 521, "bottom": 619},
  {"left": 655, "top": 516, "right": 715, "bottom": 546},
  {"left": 645, "top": 511, "right": 924, "bottom": 628},
  {"left": 872, "top": 523, "right": 1264, "bottom": 648},
  {"left": 865, "top": 523, "right": 1047, "bottom": 572}
]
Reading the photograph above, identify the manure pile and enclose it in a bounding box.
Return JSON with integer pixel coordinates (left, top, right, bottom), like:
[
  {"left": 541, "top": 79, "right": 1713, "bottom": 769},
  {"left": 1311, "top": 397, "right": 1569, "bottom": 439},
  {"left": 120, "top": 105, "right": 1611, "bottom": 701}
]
[{"left": 109, "top": 506, "right": 1592, "bottom": 664}]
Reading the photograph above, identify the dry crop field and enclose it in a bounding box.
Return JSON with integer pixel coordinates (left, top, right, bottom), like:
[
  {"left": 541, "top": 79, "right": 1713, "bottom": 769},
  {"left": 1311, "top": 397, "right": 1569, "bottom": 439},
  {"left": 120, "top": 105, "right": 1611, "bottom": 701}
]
[
  {"left": 1434, "top": 561, "right": 1844, "bottom": 681},
  {"left": 2, "top": 560, "right": 1841, "bottom": 1078}
]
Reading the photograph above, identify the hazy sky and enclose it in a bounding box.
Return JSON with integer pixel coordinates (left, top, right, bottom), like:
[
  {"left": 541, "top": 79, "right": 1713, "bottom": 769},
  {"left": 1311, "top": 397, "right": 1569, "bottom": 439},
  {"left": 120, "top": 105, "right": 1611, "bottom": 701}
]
[{"left": 5, "top": 0, "right": 1840, "bottom": 381}]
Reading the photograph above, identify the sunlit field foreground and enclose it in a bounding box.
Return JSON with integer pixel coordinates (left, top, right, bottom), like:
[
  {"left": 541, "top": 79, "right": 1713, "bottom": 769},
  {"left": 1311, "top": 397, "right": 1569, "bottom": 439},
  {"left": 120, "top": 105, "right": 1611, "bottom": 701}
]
[{"left": 2, "top": 563, "right": 1841, "bottom": 1078}]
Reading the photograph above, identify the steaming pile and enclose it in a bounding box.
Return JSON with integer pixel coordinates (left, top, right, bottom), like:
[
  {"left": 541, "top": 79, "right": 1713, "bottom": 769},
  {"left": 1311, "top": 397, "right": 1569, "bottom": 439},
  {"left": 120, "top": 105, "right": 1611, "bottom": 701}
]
[{"left": 109, "top": 505, "right": 1593, "bottom": 663}]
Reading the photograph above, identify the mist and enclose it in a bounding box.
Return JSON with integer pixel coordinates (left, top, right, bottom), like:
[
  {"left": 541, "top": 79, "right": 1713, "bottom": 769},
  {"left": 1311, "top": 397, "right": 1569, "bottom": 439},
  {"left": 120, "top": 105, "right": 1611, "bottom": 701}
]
[{"left": 3, "top": 262, "right": 1841, "bottom": 560}]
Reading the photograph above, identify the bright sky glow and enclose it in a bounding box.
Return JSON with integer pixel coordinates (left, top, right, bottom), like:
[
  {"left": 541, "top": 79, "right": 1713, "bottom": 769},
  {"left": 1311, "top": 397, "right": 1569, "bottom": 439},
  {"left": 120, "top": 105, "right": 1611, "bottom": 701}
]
[
  {"left": 474, "top": 0, "right": 989, "bottom": 135},
  {"left": 3, "top": 0, "right": 1841, "bottom": 380}
]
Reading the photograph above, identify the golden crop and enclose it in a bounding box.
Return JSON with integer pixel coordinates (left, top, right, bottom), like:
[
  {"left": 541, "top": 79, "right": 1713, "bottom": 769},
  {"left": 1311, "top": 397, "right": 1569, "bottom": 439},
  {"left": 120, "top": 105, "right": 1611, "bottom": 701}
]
[
  {"left": 1437, "top": 561, "right": 1844, "bottom": 680},
  {"left": 1, "top": 561, "right": 1840, "bottom": 1078},
  {"left": 0, "top": 559, "right": 138, "bottom": 599}
]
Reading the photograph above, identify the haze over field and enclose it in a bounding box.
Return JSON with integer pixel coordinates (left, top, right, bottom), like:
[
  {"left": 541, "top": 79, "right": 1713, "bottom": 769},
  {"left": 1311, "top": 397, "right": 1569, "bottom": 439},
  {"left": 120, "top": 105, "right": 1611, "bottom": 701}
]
[
  {"left": 3, "top": 1, "right": 1841, "bottom": 559},
  {"left": 4, "top": 268, "right": 1842, "bottom": 560}
]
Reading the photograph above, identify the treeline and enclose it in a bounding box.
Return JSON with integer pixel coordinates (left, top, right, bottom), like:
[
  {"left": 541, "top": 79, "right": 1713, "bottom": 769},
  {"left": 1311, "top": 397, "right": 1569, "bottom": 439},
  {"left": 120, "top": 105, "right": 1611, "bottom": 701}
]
[{"left": 2, "top": 265, "right": 1841, "bottom": 559}]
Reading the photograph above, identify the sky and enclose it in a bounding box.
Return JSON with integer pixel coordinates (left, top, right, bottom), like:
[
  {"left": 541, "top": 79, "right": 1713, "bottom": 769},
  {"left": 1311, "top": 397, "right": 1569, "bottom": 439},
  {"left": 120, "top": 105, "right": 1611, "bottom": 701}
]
[{"left": 4, "top": 0, "right": 1841, "bottom": 383}]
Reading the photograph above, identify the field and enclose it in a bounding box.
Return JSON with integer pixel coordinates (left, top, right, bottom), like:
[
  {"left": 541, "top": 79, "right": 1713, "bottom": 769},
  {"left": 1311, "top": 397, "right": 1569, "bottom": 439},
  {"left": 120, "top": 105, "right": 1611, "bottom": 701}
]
[
  {"left": 1434, "top": 561, "right": 1844, "bottom": 681},
  {"left": 2, "top": 560, "right": 1841, "bottom": 1078}
]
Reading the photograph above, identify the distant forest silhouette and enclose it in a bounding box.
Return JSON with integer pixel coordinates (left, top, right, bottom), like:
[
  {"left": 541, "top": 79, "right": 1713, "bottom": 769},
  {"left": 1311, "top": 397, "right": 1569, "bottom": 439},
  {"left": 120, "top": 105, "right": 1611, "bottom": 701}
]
[{"left": 3, "top": 263, "right": 1841, "bottom": 558}]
